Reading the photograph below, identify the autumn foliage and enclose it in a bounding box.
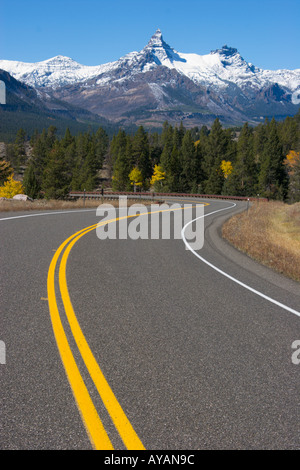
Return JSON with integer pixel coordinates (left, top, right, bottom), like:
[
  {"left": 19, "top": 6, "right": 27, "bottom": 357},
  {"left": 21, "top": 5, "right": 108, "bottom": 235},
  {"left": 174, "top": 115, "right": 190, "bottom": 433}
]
[{"left": 0, "top": 174, "right": 24, "bottom": 198}]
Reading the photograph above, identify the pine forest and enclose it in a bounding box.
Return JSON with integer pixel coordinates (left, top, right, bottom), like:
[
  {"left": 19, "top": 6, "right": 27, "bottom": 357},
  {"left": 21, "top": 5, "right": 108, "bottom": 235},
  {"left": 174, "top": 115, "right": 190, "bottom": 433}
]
[{"left": 1, "top": 111, "right": 300, "bottom": 203}]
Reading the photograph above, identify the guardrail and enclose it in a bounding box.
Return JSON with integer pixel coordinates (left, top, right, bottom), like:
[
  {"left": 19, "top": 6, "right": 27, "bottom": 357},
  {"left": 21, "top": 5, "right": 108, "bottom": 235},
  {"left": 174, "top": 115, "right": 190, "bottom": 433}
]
[{"left": 69, "top": 191, "right": 268, "bottom": 202}]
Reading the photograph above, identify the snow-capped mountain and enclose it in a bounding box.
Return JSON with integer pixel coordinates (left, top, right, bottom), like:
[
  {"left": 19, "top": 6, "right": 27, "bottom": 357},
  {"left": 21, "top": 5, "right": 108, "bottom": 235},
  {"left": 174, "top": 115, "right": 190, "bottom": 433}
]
[{"left": 1, "top": 29, "right": 299, "bottom": 127}]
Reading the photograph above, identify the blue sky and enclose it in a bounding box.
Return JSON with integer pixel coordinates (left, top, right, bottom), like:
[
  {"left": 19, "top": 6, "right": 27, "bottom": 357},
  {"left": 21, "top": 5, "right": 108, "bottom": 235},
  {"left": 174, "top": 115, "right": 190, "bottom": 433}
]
[{"left": 1, "top": 0, "right": 299, "bottom": 70}]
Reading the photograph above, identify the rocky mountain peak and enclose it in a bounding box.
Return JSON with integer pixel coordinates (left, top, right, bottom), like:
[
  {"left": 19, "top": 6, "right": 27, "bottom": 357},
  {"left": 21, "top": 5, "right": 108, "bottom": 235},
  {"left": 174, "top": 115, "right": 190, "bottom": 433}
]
[
  {"left": 218, "top": 45, "right": 239, "bottom": 57},
  {"left": 0, "top": 32, "right": 299, "bottom": 128},
  {"left": 146, "top": 29, "right": 165, "bottom": 47},
  {"left": 143, "top": 29, "right": 185, "bottom": 64}
]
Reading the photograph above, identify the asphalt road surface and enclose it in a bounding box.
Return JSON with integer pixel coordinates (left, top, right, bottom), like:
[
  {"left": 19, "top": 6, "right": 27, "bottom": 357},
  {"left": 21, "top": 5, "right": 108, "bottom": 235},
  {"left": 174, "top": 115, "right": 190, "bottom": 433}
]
[{"left": 0, "top": 198, "right": 299, "bottom": 450}]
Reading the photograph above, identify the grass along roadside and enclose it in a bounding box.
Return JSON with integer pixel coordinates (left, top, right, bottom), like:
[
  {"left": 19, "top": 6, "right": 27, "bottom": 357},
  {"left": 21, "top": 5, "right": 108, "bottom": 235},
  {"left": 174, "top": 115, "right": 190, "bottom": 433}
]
[
  {"left": 0, "top": 197, "right": 158, "bottom": 212},
  {"left": 222, "top": 201, "right": 300, "bottom": 282}
]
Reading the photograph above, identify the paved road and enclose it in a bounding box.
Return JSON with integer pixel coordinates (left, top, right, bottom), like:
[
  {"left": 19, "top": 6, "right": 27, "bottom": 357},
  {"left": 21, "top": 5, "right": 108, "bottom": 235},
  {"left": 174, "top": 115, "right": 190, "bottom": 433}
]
[{"left": 0, "top": 198, "right": 299, "bottom": 450}]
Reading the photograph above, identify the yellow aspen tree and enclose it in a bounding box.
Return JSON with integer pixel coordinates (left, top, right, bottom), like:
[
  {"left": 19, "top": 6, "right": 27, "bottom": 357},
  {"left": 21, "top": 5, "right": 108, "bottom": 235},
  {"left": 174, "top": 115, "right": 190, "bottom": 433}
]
[
  {"left": 284, "top": 150, "right": 300, "bottom": 174},
  {"left": 129, "top": 167, "right": 143, "bottom": 191},
  {"left": 0, "top": 174, "right": 24, "bottom": 198},
  {"left": 150, "top": 164, "right": 166, "bottom": 187},
  {"left": 220, "top": 160, "right": 233, "bottom": 179}
]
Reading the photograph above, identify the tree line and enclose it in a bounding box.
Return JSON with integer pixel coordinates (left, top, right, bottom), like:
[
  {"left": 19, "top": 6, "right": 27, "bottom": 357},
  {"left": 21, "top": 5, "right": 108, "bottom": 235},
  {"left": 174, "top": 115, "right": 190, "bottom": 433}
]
[
  {"left": 2, "top": 126, "right": 109, "bottom": 199},
  {"left": 110, "top": 113, "right": 300, "bottom": 202},
  {"left": 1, "top": 111, "right": 300, "bottom": 201}
]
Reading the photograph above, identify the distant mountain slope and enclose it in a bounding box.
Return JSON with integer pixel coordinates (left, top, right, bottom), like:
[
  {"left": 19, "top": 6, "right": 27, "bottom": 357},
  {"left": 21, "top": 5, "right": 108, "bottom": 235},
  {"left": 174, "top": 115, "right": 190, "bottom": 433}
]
[
  {"left": 0, "top": 69, "right": 117, "bottom": 141},
  {"left": 1, "top": 30, "right": 299, "bottom": 128}
]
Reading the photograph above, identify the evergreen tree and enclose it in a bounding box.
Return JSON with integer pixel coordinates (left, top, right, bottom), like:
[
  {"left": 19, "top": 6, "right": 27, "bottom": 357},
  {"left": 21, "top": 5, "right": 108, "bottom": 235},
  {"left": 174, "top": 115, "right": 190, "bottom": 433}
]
[
  {"left": 168, "top": 145, "right": 182, "bottom": 192},
  {"left": 30, "top": 129, "right": 53, "bottom": 188},
  {"left": 180, "top": 130, "right": 197, "bottom": 192},
  {"left": 71, "top": 129, "right": 107, "bottom": 191},
  {"left": 253, "top": 120, "right": 268, "bottom": 180},
  {"left": 71, "top": 133, "right": 89, "bottom": 190},
  {"left": 149, "top": 131, "right": 162, "bottom": 167},
  {"left": 225, "top": 122, "right": 257, "bottom": 196},
  {"left": 132, "top": 126, "right": 152, "bottom": 184},
  {"left": 61, "top": 127, "right": 74, "bottom": 149},
  {"left": 112, "top": 136, "right": 133, "bottom": 191},
  {"left": 42, "top": 141, "right": 71, "bottom": 199},
  {"left": 23, "top": 163, "right": 40, "bottom": 198},
  {"left": 95, "top": 127, "right": 109, "bottom": 165},
  {"left": 203, "top": 119, "right": 228, "bottom": 194},
  {"left": 160, "top": 124, "right": 174, "bottom": 189},
  {"left": 10, "top": 128, "right": 27, "bottom": 172},
  {"left": 258, "top": 118, "right": 288, "bottom": 199},
  {"left": 194, "top": 137, "right": 206, "bottom": 192},
  {"left": 109, "top": 129, "right": 127, "bottom": 169},
  {"left": 0, "top": 159, "right": 13, "bottom": 184},
  {"left": 46, "top": 126, "right": 58, "bottom": 148}
]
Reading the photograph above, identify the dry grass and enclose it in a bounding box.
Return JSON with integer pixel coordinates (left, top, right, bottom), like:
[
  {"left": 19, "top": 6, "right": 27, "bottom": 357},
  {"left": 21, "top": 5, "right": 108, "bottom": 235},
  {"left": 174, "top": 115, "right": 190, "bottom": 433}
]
[
  {"left": 222, "top": 201, "right": 300, "bottom": 282},
  {"left": 0, "top": 197, "right": 157, "bottom": 212}
]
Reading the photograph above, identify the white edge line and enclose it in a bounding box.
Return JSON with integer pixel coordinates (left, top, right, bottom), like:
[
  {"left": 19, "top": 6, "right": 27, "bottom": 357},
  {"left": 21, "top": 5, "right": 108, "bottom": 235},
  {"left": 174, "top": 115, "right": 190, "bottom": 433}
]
[
  {"left": 0, "top": 202, "right": 165, "bottom": 222},
  {"left": 2, "top": 201, "right": 299, "bottom": 317},
  {"left": 181, "top": 202, "right": 300, "bottom": 318},
  {"left": 0, "top": 208, "right": 99, "bottom": 221}
]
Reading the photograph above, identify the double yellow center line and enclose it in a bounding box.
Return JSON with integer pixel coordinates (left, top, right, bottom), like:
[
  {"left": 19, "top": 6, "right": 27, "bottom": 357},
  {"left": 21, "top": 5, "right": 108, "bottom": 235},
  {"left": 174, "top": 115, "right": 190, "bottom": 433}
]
[
  {"left": 47, "top": 219, "right": 146, "bottom": 450},
  {"left": 47, "top": 203, "right": 208, "bottom": 450}
]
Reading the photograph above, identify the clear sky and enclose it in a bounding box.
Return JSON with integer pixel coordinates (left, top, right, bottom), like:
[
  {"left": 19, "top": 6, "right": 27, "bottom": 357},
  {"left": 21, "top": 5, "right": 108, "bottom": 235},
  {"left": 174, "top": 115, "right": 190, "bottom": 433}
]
[{"left": 1, "top": 0, "right": 299, "bottom": 70}]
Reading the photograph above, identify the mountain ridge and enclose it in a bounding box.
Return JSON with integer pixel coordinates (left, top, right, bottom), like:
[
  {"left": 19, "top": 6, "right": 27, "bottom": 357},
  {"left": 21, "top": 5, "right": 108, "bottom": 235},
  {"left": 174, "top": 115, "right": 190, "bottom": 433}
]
[
  {"left": 0, "top": 68, "right": 117, "bottom": 141},
  {"left": 1, "top": 30, "right": 299, "bottom": 128}
]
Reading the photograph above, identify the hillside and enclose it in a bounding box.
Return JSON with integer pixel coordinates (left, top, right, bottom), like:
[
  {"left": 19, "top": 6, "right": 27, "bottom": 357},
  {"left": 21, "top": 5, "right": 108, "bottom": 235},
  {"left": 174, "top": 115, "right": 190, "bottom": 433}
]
[{"left": 0, "top": 69, "right": 119, "bottom": 141}]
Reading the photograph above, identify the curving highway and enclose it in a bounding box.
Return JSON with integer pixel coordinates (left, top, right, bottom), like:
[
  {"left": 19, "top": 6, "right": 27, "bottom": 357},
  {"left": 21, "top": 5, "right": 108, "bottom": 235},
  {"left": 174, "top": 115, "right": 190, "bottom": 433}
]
[{"left": 0, "top": 198, "right": 299, "bottom": 450}]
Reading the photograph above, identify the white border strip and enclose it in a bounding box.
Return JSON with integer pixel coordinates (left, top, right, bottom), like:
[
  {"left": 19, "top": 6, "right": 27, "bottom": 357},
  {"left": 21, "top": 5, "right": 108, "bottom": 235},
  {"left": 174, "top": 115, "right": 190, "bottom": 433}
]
[
  {"left": 181, "top": 203, "right": 300, "bottom": 318},
  {"left": 0, "top": 208, "right": 98, "bottom": 221},
  {"left": 2, "top": 201, "right": 299, "bottom": 317}
]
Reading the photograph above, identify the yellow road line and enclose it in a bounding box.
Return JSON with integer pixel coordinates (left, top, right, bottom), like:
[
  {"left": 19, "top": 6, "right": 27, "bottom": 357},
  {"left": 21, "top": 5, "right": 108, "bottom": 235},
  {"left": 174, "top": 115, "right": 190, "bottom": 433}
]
[
  {"left": 47, "top": 226, "right": 114, "bottom": 450},
  {"left": 47, "top": 201, "right": 209, "bottom": 450},
  {"left": 59, "top": 224, "right": 145, "bottom": 450}
]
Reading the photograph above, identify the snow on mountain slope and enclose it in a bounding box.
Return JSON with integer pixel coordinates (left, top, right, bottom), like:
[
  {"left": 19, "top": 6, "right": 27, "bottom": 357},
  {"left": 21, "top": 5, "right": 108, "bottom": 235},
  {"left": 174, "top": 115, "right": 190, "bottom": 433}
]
[
  {"left": 0, "top": 55, "right": 111, "bottom": 88},
  {"left": 1, "top": 29, "right": 299, "bottom": 96},
  {"left": 146, "top": 32, "right": 300, "bottom": 96}
]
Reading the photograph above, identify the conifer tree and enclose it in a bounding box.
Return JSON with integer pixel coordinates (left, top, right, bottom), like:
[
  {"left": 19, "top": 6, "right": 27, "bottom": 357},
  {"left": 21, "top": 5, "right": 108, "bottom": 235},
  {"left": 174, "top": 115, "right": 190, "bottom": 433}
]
[
  {"left": 132, "top": 126, "right": 152, "bottom": 183},
  {"left": 168, "top": 145, "right": 182, "bottom": 191},
  {"left": 112, "top": 137, "right": 133, "bottom": 191},
  {"left": 258, "top": 118, "right": 288, "bottom": 199},
  {"left": 109, "top": 129, "right": 127, "bottom": 169},
  {"left": 0, "top": 159, "right": 13, "bottom": 184},
  {"left": 30, "top": 129, "right": 54, "bottom": 188},
  {"left": 23, "top": 163, "right": 40, "bottom": 199},
  {"left": 194, "top": 137, "right": 206, "bottom": 192},
  {"left": 95, "top": 127, "right": 109, "bottom": 165},
  {"left": 61, "top": 127, "right": 74, "bottom": 149},
  {"left": 42, "top": 141, "right": 71, "bottom": 199},
  {"left": 160, "top": 124, "right": 174, "bottom": 189},
  {"left": 46, "top": 126, "right": 58, "bottom": 148},
  {"left": 224, "top": 122, "right": 257, "bottom": 196},
  {"left": 180, "top": 130, "right": 197, "bottom": 192},
  {"left": 149, "top": 131, "right": 162, "bottom": 167},
  {"left": 203, "top": 119, "right": 228, "bottom": 194},
  {"left": 11, "top": 128, "right": 27, "bottom": 172}
]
